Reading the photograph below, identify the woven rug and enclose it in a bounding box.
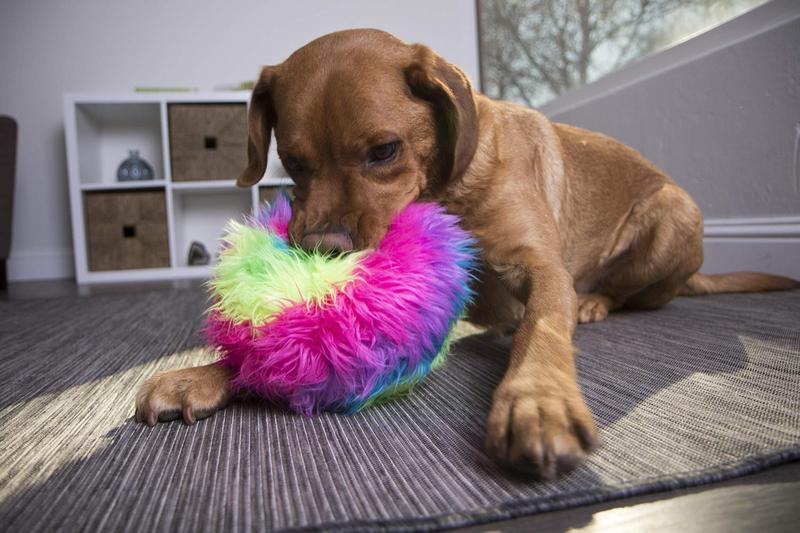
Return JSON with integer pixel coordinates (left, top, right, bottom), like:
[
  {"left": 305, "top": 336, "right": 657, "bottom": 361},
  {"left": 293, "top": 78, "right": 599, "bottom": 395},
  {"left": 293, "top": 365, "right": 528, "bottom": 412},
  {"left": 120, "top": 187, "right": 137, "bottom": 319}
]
[{"left": 1, "top": 289, "right": 798, "bottom": 532}]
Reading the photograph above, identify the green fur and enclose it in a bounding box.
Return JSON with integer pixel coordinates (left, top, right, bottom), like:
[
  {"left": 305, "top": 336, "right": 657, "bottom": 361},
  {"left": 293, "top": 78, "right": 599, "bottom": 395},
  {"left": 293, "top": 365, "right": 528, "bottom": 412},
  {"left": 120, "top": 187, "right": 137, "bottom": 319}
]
[
  {"left": 209, "top": 222, "right": 364, "bottom": 325},
  {"left": 431, "top": 328, "right": 457, "bottom": 370}
]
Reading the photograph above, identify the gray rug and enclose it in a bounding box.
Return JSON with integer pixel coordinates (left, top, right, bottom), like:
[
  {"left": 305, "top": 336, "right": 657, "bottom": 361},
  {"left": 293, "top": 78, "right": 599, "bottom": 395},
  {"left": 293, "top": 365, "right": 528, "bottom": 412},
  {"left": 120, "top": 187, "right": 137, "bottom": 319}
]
[{"left": 0, "top": 289, "right": 798, "bottom": 532}]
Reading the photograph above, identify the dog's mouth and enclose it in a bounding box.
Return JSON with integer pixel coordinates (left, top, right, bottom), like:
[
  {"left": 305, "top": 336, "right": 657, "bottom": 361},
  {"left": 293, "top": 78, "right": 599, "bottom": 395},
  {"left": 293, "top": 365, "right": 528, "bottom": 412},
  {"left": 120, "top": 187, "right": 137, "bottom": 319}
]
[{"left": 299, "top": 230, "right": 355, "bottom": 255}]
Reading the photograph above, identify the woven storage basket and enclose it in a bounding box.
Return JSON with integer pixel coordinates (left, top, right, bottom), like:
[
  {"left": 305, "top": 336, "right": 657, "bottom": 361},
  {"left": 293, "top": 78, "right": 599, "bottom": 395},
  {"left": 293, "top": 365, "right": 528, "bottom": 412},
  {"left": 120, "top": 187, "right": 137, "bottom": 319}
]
[
  {"left": 84, "top": 190, "right": 170, "bottom": 271},
  {"left": 168, "top": 103, "right": 247, "bottom": 182}
]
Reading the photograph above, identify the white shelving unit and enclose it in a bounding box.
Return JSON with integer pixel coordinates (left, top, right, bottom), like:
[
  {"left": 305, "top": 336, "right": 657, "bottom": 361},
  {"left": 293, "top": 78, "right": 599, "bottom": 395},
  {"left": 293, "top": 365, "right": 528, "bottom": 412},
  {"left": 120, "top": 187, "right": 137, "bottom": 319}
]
[{"left": 64, "top": 91, "right": 291, "bottom": 284}]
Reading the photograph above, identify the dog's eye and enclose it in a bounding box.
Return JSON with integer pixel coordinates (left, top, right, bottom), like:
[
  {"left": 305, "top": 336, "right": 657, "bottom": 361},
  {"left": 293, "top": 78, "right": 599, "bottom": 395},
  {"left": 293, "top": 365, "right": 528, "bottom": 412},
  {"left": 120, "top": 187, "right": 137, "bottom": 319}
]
[
  {"left": 282, "top": 156, "right": 303, "bottom": 174},
  {"left": 367, "top": 141, "right": 399, "bottom": 165}
]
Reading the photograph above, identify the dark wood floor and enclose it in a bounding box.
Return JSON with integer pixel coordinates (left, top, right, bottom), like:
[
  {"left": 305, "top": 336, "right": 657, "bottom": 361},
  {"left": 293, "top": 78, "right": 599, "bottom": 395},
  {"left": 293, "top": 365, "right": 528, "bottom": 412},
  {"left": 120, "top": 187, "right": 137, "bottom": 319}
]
[
  {"left": 461, "top": 462, "right": 800, "bottom": 533},
  {"left": 3, "top": 278, "right": 799, "bottom": 532}
]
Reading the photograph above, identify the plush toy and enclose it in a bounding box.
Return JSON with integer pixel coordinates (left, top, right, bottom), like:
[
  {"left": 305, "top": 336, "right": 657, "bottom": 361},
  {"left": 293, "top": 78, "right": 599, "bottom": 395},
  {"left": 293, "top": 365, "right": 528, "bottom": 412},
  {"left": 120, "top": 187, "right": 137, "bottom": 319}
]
[{"left": 205, "top": 191, "right": 477, "bottom": 415}]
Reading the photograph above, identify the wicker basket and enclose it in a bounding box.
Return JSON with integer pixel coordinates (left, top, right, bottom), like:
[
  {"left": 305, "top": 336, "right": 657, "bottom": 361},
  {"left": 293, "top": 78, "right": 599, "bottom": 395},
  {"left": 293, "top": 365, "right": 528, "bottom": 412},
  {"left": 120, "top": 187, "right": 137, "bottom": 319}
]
[
  {"left": 168, "top": 103, "right": 247, "bottom": 181},
  {"left": 84, "top": 190, "right": 170, "bottom": 271}
]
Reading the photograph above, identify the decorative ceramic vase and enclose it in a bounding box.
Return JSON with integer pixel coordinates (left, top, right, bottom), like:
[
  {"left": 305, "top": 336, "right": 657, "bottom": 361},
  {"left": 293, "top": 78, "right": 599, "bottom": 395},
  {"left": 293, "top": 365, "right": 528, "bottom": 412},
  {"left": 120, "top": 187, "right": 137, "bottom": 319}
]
[{"left": 117, "top": 149, "right": 155, "bottom": 181}]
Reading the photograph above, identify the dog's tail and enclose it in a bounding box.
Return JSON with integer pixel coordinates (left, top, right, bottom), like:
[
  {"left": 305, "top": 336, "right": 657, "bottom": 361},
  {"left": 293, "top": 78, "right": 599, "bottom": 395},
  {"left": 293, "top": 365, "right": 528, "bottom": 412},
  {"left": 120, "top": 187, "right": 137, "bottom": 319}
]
[{"left": 680, "top": 272, "right": 798, "bottom": 296}]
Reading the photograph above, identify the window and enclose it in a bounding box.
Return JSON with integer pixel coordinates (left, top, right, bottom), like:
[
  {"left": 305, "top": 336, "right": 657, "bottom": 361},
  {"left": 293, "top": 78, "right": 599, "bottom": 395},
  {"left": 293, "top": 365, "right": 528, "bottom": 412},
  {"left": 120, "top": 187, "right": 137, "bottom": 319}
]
[{"left": 477, "top": 0, "right": 768, "bottom": 107}]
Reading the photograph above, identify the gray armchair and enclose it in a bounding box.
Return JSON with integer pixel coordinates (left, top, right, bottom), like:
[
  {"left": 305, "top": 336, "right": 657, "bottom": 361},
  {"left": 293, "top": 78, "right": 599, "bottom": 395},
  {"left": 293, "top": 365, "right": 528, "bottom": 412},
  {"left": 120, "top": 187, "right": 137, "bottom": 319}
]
[{"left": 0, "top": 116, "right": 17, "bottom": 290}]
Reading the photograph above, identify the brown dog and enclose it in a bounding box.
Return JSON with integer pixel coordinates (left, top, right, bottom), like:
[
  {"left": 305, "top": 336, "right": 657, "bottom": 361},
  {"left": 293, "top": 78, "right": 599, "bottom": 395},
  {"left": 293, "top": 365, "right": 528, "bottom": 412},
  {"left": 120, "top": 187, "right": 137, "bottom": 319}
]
[{"left": 136, "top": 29, "right": 797, "bottom": 478}]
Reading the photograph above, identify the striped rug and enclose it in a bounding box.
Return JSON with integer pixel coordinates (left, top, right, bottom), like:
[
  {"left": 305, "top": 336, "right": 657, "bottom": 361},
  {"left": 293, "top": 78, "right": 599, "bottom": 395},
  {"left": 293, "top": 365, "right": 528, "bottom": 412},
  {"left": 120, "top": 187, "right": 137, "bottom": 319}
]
[{"left": 1, "top": 289, "right": 798, "bottom": 532}]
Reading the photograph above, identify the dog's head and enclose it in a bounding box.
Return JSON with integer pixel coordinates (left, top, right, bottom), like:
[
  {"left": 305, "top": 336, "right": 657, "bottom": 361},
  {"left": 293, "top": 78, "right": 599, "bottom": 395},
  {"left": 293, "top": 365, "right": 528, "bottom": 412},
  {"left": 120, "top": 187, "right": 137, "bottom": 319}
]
[{"left": 238, "top": 29, "right": 479, "bottom": 252}]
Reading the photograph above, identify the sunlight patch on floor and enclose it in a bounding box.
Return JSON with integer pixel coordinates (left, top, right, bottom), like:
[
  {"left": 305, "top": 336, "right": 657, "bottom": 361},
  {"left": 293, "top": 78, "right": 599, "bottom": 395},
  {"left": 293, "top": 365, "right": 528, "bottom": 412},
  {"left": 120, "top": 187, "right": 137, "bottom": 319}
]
[{"left": 0, "top": 347, "right": 216, "bottom": 502}]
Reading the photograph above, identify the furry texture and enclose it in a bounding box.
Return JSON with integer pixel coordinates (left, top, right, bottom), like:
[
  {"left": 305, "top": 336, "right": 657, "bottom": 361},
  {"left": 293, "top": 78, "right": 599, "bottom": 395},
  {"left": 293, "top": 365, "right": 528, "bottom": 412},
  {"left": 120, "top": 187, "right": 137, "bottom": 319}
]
[{"left": 205, "top": 191, "right": 477, "bottom": 415}]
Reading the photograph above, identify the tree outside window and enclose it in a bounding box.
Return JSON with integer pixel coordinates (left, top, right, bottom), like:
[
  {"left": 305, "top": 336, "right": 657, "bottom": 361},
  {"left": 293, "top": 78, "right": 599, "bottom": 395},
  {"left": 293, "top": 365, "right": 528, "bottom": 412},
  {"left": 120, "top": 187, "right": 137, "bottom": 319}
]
[{"left": 477, "top": 0, "right": 767, "bottom": 107}]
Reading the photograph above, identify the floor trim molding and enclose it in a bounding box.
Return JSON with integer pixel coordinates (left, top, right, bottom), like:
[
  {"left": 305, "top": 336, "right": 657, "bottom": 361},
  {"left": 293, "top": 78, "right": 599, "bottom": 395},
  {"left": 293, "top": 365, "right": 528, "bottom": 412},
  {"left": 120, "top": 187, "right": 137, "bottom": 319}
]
[
  {"left": 704, "top": 216, "right": 800, "bottom": 238},
  {"left": 7, "top": 248, "right": 74, "bottom": 282}
]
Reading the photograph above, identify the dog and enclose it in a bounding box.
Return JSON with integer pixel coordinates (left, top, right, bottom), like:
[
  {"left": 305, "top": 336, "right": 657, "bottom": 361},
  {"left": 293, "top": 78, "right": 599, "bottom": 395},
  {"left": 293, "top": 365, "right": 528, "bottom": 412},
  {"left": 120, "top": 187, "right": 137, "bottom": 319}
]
[{"left": 136, "top": 29, "right": 797, "bottom": 478}]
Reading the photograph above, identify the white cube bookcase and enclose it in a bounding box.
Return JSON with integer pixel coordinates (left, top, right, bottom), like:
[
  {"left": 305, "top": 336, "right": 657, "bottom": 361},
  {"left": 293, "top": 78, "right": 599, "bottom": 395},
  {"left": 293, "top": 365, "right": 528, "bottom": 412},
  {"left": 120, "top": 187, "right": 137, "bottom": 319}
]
[{"left": 64, "top": 92, "right": 291, "bottom": 284}]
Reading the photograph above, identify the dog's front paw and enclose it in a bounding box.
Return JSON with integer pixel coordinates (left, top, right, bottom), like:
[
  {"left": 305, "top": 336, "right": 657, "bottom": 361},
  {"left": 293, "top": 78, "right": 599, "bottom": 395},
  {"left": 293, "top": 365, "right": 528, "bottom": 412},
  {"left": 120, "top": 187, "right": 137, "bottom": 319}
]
[
  {"left": 135, "top": 364, "right": 234, "bottom": 426},
  {"left": 485, "top": 378, "right": 597, "bottom": 478},
  {"left": 577, "top": 293, "right": 614, "bottom": 324}
]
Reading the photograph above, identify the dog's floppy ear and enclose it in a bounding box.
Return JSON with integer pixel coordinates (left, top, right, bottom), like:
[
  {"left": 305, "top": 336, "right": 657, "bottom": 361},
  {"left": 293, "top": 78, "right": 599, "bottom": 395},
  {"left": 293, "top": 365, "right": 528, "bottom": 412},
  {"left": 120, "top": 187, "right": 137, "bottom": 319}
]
[
  {"left": 404, "top": 45, "right": 479, "bottom": 192},
  {"left": 238, "top": 66, "right": 278, "bottom": 187}
]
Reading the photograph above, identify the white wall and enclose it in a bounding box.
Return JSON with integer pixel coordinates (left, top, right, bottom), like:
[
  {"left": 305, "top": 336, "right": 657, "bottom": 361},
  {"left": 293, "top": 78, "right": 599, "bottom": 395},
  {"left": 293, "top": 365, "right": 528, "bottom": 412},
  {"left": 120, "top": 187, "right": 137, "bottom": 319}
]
[{"left": 0, "top": 0, "right": 480, "bottom": 281}]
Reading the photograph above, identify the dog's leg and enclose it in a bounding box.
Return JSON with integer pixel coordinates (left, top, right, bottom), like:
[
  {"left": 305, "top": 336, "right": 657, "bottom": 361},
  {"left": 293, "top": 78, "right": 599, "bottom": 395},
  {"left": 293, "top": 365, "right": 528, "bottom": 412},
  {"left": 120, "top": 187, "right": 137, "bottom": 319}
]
[
  {"left": 485, "top": 259, "right": 598, "bottom": 478},
  {"left": 591, "top": 184, "right": 705, "bottom": 315},
  {"left": 466, "top": 267, "right": 525, "bottom": 335},
  {"left": 135, "top": 362, "right": 234, "bottom": 426}
]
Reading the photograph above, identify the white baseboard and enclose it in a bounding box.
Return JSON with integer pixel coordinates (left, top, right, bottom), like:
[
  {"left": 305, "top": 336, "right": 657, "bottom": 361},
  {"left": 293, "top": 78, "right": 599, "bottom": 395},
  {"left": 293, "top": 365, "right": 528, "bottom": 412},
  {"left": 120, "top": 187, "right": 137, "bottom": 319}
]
[
  {"left": 703, "top": 216, "right": 800, "bottom": 238},
  {"left": 701, "top": 216, "right": 800, "bottom": 279},
  {"left": 5, "top": 217, "right": 798, "bottom": 283},
  {"left": 7, "top": 248, "right": 75, "bottom": 281}
]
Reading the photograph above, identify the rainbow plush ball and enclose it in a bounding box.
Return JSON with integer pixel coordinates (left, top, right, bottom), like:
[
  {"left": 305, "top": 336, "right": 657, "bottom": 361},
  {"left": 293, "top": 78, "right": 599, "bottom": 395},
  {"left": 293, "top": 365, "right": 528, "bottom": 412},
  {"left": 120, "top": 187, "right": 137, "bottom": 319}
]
[{"left": 205, "top": 191, "right": 476, "bottom": 415}]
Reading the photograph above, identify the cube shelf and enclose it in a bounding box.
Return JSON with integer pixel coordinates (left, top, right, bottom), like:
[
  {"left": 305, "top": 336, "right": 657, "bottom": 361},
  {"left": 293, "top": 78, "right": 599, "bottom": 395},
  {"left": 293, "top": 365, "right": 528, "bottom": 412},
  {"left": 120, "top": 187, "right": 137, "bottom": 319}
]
[
  {"left": 172, "top": 188, "right": 252, "bottom": 268},
  {"left": 75, "top": 102, "right": 164, "bottom": 186},
  {"left": 64, "top": 92, "right": 292, "bottom": 283}
]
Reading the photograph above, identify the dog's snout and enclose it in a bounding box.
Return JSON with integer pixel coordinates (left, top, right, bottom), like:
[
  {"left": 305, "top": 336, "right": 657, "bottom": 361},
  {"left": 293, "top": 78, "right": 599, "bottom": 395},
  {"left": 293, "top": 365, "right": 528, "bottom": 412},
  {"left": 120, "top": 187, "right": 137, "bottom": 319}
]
[{"left": 299, "top": 224, "right": 354, "bottom": 254}]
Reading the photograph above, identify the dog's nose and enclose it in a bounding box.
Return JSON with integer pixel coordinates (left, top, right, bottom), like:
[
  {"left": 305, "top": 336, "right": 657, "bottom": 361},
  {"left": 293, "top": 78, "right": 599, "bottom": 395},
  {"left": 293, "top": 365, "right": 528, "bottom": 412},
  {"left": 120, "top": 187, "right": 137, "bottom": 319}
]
[{"left": 300, "top": 225, "right": 354, "bottom": 254}]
